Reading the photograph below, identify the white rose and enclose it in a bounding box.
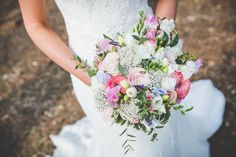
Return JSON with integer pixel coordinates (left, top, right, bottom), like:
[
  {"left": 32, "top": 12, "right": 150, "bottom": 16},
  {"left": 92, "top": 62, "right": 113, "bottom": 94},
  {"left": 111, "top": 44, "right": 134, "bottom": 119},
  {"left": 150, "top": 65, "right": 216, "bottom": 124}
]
[
  {"left": 160, "top": 19, "right": 175, "bottom": 33},
  {"left": 151, "top": 95, "right": 166, "bottom": 113},
  {"left": 126, "top": 87, "right": 138, "bottom": 98},
  {"left": 167, "top": 64, "right": 179, "bottom": 74},
  {"left": 161, "top": 77, "right": 176, "bottom": 90}
]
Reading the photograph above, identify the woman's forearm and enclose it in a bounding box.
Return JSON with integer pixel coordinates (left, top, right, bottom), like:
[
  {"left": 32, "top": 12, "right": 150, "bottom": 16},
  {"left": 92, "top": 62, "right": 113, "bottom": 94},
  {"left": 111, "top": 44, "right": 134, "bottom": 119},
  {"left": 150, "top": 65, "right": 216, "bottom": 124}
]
[
  {"left": 155, "top": 0, "right": 177, "bottom": 20},
  {"left": 25, "top": 23, "right": 91, "bottom": 85}
]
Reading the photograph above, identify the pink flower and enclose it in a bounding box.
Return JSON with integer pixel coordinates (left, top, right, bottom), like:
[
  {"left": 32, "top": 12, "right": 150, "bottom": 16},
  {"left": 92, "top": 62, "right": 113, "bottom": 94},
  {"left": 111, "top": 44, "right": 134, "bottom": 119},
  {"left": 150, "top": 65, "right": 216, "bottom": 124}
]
[
  {"left": 146, "top": 28, "right": 156, "bottom": 45},
  {"left": 130, "top": 118, "right": 140, "bottom": 124},
  {"left": 176, "top": 79, "right": 191, "bottom": 100},
  {"left": 107, "top": 75, "right": 127, "bottom": 88},
  {"left": 146, "top": 14, "right": 158, "bottom": 28},
  {"left": 149, "top": 106, "right": 154, "bottom": 113},
  {"left": 128, "top": 67, "right": 150, "bottom": 86},
  {"left": 97, "top": 39, "right": 111, "bottom": 52},
  {"left": 146, "top": 91, "right": 153, "bottom": 101},
  {"left": 105, "top": 86, "right": 121, "bottom": 107},
  {"left": 194, "top": 59, "right": 203, "bottom": 73},
  {"left": 167, "top": 90, "right": 177, "bottom": 104},
  {"left": 98, "top": 52, "right": 120, "bottom": 75},
  {"left": 171, "top": 71, "right": 184, "bottom": 85}
]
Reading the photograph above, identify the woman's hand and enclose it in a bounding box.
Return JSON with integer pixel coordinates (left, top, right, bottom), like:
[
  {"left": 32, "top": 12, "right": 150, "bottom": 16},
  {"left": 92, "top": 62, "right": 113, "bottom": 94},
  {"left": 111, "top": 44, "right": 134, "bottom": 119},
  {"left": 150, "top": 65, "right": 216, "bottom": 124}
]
[
  {"left": 155, "top": 0, "right": 177, "bottom": 20},
  {"left": 18, "top": 0, "right": 90, "bottom": 86}
]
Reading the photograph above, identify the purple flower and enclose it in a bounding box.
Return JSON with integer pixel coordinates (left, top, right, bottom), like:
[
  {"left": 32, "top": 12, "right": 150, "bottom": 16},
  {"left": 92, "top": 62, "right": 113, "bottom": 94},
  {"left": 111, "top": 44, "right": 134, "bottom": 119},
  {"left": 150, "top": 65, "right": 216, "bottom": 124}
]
[
  {"left": 95, "top": 70, "right": 111, "bottom": 84},
  {"left": 194, "top": 59, "right": 203, "bottom": 73},
  {"left": 97, "top": 39, "right": 111, "bottom": 52},
  {"left": 146, "top": 14, "right": 158, "bottom": 28},
  {"left": 146, "top": 28, "right": 156, "bottom": 45},
  {"left": 105, "top": 86, "right": 121, "bottom": 107},
  {"left": 152, "top": 88, "right": 167, "bottom": 96}
]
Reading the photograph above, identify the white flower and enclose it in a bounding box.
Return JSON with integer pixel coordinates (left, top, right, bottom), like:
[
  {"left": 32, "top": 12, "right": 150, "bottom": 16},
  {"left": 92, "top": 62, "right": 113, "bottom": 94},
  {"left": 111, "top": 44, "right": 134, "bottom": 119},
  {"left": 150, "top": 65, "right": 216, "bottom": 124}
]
[
  {"left": 161, "top": 77, "right": 176, "bottom": 90},
  {"left": 167, "top": 64, "right": 179, "bottom": 74},
  {"left": 154, "top": 47, "right": 165, "bottom": 60},
  {"left": 91, "top": 76, "right": 105, "bottom": 90},
  {"left": 180, "top": 61, "right": 196, "bottom": 79},
  {"left": 160, "top": 19, "right": 175, "bottom": 33},
  {"left": 151, "top": 95, "right": 166, "bottom": 113},
  {"left": 133, "top": 44, "right": 152, "bottom": 65},
  {"left": 125, "top": 33, "right": 138, "bottom": 47},
  {"left": 171, "top": 39, "right": 183, "bottom": 55},
  {"left": 98, "top": 52, "right": 120, "bottom": 75},
  {"left": 126, "top": 87, "right": 138, "bottom": 98},
  {"left": 162, "top": 57, "right": 169, "bottom": 66}
]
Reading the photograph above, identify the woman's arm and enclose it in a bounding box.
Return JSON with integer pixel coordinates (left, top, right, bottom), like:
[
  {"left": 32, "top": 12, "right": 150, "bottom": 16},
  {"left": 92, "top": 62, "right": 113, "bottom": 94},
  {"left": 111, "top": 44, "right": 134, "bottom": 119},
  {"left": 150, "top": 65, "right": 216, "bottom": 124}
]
[
  {"left": 18, "top": 0, "right": 91, "bottom": 85},
  {"left": 155, "top": 0, "right": 177, "bottom": 20}
]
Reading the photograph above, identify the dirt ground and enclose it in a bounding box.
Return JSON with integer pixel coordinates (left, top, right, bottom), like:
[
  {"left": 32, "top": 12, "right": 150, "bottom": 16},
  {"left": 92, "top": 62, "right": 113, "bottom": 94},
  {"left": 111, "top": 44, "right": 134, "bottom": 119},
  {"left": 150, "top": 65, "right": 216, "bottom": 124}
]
[{"left": 0, "top": 0, "right": 235, "bottom": 157}]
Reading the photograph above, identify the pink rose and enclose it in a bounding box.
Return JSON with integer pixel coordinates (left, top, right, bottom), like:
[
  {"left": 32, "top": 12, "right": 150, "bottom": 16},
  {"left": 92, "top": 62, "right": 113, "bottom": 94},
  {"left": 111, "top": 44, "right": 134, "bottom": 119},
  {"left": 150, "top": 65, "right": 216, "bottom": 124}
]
[
  {"left": 107, "top": 75, "right": 127, "bottom": 88},
  {"left": 98, "top": 53, "right": 120, "bottom": 75},
  {"left": 176, "top": 79, "right": 191, "bottom": 100},
  {"left": 171, "top": 71, "right": 184, "bottom": 85},
  {"left": 128, "top": 67, "right": 150, "bottom": 86}
]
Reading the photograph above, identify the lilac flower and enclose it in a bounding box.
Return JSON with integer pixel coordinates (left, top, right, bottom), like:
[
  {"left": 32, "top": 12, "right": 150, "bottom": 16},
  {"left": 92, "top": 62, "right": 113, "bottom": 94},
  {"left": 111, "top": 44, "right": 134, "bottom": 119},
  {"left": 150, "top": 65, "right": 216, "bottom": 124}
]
[
  {"left": 146, "top": 28, "right": 156, "bottom": 45},
  {"left": 105, "top": 86, "right": 121, "bottom": 107},
  {"left": 152, "top": 88, "right": 167, "bottom": 96},
  {"left": 97, "top": 39, "right": 111, "bottom": 52},
  {"left": 146, "top": 14, "right": 158, "bottom": 28},
  {"left": 95, "top": 70, "right": 111, "bottom": 84},
  {"left": 194, "top": 59, "right": 203, "bottom": 73}
]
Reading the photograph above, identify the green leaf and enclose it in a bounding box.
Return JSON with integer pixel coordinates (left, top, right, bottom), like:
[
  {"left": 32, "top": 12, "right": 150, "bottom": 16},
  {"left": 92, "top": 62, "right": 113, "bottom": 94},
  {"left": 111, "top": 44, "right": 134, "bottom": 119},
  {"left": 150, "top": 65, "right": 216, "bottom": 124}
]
[
  {"left": 169, "top": 34, "right": 179, "bottom": 47},
  {"left": 139, "top": 37, "right": 149, "bottom": 44},
  {"left": 87, "top": 69, "right": 97, "bottom": 77},
  {"left": 185, "top": 106, "right": 194, "bottom": 112},
  {"left": 155, "top": 126, "right": 164, "bottom": 129},
  {"left": 132, "top": 35, "right": 140, "bottom": 41},
  {"left": 139, "top": 123, "right": 147, "bottom": 133},
  {"left": 119, "top": 128, "right": 127, "bottom": 137},
  {"left": 161, "top": 32, "right": 169, "bottom": 47},
  {"left": 127, "top": 134, "right": 136, "bottom": 138},
  {"left": 118, "top": 64, "right": 125, "bottom": 75},
  {"left": 103, "top": 34, "right": 113, "bottom": 41}
]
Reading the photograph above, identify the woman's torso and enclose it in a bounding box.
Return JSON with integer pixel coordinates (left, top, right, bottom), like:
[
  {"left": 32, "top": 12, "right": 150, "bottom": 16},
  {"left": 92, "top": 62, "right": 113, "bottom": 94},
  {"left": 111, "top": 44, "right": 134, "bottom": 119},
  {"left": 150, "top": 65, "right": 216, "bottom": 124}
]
[{"left": 55, "top": 0, "right": 153, "bottom": 64}]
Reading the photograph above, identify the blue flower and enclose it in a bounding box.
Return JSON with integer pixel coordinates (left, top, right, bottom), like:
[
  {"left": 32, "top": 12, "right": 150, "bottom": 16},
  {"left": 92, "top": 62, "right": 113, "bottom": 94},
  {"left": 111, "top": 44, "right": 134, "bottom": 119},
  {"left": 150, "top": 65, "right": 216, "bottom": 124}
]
[
  {"left": 95, "top": 70, "right": 111, "bottom": 84},
  {"left": 152, "top": 88, "right": 167, "bottom": 96}
]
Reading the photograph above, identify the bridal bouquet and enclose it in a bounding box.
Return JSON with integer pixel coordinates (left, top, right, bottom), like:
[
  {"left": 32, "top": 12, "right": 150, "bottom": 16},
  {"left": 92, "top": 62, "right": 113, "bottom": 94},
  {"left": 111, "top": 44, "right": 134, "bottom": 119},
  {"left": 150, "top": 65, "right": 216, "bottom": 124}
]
[{"left": 73, "top": 11, "right": 202, "bottom": 153}]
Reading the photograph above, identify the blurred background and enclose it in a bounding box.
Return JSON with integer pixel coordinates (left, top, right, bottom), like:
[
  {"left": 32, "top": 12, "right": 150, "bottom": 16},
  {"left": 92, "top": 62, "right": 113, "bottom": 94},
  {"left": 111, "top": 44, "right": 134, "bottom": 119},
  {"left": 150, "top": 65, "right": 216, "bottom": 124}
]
[{"left": 0, "top": 0, "right": 235, "bottom": 157}]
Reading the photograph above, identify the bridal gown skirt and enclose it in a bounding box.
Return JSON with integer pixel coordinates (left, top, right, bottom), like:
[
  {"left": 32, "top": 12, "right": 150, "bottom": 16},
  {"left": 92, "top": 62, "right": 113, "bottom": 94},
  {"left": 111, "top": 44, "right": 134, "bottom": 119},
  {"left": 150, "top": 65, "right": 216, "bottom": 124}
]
[
  {"left": 50, "top": 77, "right": 225, "bottom": 157},
  {"left": 51, "top": 0, "right": 226, "bottom": 156}
]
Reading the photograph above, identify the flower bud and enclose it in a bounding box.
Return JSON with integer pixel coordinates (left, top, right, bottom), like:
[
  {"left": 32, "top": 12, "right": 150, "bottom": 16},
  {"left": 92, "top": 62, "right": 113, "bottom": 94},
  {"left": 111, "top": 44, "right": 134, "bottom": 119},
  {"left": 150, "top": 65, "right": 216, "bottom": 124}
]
[{"left": 126, "top": 87, "right": 138, "bottom": 98}]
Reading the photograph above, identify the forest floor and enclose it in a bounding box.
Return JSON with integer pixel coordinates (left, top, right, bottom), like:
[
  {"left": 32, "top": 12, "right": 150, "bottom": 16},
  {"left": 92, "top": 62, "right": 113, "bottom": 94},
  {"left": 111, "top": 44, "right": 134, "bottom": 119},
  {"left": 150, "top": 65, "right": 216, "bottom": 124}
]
[{"left": 0, "top": 0, "right": 235, "bottom": 157}]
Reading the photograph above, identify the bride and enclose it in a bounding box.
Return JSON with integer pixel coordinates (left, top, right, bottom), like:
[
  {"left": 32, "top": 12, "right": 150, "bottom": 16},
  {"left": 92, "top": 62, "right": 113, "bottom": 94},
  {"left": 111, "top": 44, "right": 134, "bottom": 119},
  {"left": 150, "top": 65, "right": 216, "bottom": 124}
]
[{"left": 19, "top": 0, "right": 225, "bottom": 157}]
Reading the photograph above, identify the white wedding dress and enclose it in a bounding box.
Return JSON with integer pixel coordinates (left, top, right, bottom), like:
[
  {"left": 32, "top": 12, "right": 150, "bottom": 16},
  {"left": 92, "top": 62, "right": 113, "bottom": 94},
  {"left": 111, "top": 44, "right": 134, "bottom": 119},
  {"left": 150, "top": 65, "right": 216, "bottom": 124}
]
[{"left": 50, "top": 0, "right": 226, "bottom": 157}]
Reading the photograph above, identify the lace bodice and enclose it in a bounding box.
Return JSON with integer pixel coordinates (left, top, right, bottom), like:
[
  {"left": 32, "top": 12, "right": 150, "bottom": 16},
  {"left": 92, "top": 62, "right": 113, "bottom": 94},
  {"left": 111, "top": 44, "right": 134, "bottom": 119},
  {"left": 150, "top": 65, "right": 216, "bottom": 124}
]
[{"left": 55, "top": 0, "right": 153, "bottom": 64}]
